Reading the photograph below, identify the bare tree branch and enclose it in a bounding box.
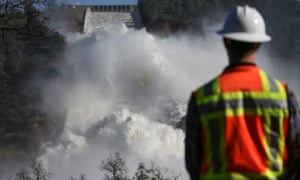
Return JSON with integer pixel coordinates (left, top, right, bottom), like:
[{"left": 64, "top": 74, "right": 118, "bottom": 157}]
[{"left": 98, "top": 152, "right": 128, "bottom": 180}]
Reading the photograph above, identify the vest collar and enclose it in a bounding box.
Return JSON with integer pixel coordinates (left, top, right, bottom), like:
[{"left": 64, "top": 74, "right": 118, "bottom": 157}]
[{"left": 223, "top": 62, "right": 257, "bottom": 72}]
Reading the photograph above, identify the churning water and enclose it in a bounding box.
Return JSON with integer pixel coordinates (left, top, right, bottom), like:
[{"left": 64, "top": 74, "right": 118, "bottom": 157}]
[{"left": 35, "top": 23, "right": 227, "bottom": 179}]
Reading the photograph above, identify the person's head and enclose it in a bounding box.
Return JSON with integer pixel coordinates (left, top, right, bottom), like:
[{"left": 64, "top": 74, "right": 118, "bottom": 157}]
[
  {"left": 218, "top": 5, "right": 271, "bottom": 63},
  {"left": 223, "top": 38, "right": 261, "bottom": 63}
]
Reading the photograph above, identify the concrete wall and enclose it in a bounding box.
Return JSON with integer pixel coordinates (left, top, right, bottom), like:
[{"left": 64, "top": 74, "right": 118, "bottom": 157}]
[
  {"left": 82, "top": 6, "right": 142, "bottom": 33},
  {"left": 71, "top": 5, "right": 137, "bottom": 12},
  {"left": 63, "top": 4, "right": 142, "bottom": 33},
  {"left": 91, "top": 5, "right": 136, "bottom": 12}
]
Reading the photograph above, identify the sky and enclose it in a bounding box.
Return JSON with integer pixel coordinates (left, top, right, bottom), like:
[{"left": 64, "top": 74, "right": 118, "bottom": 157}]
[{"left": 56, "top": 0, "right": 138, "bottom": 5}]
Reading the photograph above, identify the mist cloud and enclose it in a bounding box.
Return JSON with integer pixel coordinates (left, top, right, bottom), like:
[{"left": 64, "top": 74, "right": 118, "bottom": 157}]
[
  {"left": 35, "top": 21, "right": 300, "bottom": 179},
  {"left": 35, "top": 23, "right": 227, "bottom": 179}
]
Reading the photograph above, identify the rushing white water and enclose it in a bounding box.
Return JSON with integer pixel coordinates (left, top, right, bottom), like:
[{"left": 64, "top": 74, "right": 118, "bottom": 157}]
[
  {"left": 36, "top": 23, "right": 227, "bottom": 180},
  {"left": 35, "top": 22, "right": 300, "bottom": 180}
]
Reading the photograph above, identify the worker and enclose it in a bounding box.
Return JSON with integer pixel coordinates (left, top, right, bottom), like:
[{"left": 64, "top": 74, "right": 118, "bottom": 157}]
[{"left": 185, "top": 5, "right": 300, "bottom": 180}]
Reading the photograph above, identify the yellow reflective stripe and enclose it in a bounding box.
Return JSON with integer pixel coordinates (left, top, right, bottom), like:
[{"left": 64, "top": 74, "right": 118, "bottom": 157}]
[
  {"left": 263, "top": 116, "right": 285, "bottom": 173},
  {"left": 223, "top": 91, "right": 287, "bottom": 100},
  {"left": 260, "top": 70, "right": 272, "bottom": 91},
  {"left": 198, "top": 91, "right": 287, "bottom": 105},
  {"left": 197, "top": 79, "right": 226, "bottom": 173},
  {"left": 275, "top": 79, "right": 287, "bottom": 99},
  {"left": 200, "top": 169, "right": 286, "bottom": 180},
  {"left": 197, "top": 92, "right": 287, "bottom": 106},
  {"left": 202, "top": 118, "right": 226, "bottom": 174},
  {"left": 200, "top": 108, "right": 289, "bottom": 120},
  {"left": 196, "top": 70, "right": 287, "bottom": 104},
  {"left": 197, "top": 97, "right": 288, "bottom": 116},
  {"left": 260, "top": 70, "right": 287, "bottom": 97},
  {"left": 271, "top": 116, "right": 284, "bottom": 171},
  {"left": 260, "top": 70, "right": 287, "bottom": 173},
  {"left": 196, "top": 78, "right": 219, "bottom": 104}
]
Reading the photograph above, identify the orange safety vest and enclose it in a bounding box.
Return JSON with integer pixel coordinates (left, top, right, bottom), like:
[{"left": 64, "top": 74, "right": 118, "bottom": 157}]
[{"left": 193, "top": 66, "right": 289, "bottom": 179}]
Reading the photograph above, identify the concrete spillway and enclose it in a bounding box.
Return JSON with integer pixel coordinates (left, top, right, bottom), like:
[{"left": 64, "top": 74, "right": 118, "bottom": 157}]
[{"left": 83, "top": 7, "right": 142, "bottom": 33}]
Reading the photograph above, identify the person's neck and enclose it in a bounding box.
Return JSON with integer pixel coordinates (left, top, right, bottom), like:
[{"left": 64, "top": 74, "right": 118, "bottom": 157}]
[{"left": 229, "top": 52, "right": 256, "bottom": 65}]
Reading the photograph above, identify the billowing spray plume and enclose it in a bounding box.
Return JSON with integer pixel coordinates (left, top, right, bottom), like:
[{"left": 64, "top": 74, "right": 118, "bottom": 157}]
[{"left": 37, "top": 23, "right": 227, "bottom": 179}]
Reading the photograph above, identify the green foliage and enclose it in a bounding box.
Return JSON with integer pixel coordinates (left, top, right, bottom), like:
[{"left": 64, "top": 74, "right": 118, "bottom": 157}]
[
  {"left": 0, "top": 0, "right": 66, "bottom": 77},
  {"left": 0, "top": 0, "right": 66, "bottom": 161},
  {"left": 138, "top": 0, "right": 160, "bottom": 26}
]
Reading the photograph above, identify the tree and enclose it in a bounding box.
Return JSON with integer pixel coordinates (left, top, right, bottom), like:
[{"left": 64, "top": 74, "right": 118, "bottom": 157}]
[
  {"left": 133, "top": 162, "right": 150, "bottom": 180},
  {"left": 0, "top": 0, "right": 65, "bottom": 161},
  {"left": 138, "top": 0, "right": 160, "bottom": 26},
  {"left": 0, "top": 0, "right": 65, "bottom": 76},
  {"left": 16, "top": 169, "right": 32, "bottom": 180},
  {"left": 147, "top": 162, "right": 169, "bottom": 180},
  {"left": 16, "top": 161, "right": 51, "bottom": 180},
  {"left": 133, "top": 161, "right": 181, "bottom": 180},
  {"left": 30, "top": 161, "right": 51, "bottom": 180},
  {"left": 98, "top": 152, "right": 129, "bottom": 180}
]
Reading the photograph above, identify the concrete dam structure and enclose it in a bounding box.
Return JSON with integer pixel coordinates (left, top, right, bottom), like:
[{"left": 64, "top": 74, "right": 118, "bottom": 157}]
[{"left": 69, "top": 4, "right": 142, "bottom": 33}]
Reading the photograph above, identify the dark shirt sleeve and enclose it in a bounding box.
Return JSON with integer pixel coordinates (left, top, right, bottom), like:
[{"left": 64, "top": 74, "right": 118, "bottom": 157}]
[
  {"left": 185, "top": 93, "right": 202, "bottom": 180},
  {"left": 285, "top": 88, "right": 300, "bottom": 178}
]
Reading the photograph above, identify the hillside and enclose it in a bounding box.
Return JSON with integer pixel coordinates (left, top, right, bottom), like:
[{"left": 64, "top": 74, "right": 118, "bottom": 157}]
[
  {"left": 0, "top": 0, "right": 66, "bottom": 161},
  {"left": 138, "top": 0, "right": 300, "bottom": 58}
]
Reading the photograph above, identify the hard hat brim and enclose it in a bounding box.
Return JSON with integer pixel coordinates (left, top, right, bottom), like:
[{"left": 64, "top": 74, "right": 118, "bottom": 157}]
[{"left": 217, "top": 31, "right": 271, "bottom": 43}]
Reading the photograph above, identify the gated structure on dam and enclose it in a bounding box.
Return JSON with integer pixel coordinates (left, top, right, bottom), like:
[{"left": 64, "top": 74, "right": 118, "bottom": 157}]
[{"left": 64, "top": 3, "right": 142, "bottom": 33}]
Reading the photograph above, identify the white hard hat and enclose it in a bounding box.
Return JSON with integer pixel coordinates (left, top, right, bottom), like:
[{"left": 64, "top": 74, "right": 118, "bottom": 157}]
[{"left": 217, "top": 5, "right": 271, "bottom": 42}]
